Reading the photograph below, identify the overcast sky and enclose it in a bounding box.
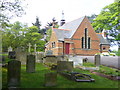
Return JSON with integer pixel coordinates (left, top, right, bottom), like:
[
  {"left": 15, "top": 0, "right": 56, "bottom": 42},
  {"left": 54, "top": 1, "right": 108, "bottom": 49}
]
[{"left": 11, "top": 0, "right": 114, "bottom": 28}]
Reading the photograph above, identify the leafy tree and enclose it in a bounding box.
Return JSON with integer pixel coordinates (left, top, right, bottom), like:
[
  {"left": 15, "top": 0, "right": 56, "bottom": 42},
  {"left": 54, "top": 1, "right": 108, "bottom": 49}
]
[
  {"left": 87, "top": 14, "right": 98, "bottom": 23},
  {"left": 2, "top": 21, "right": 27, "bottom": 51},
  {"left": 92, "top": 2, "right": 119, "bottom": 39},
  {"left": 45, "top": 17, "right": 59, "bottom": 42},
  {"left": 0, "top": 0, "right": 26, "bottom": 28},
  {"left": 2, "top": 22, "right": 45, "bottom": 52}
]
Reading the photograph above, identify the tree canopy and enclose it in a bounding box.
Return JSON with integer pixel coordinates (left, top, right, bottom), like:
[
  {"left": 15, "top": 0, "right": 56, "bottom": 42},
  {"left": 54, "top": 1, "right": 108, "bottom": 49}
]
[
  {"left": 92, "top": 2, "right": 119, "bottom": 40},
  {"left": 2, "top": 21, "right": 45, "bottom": 52},
  {"left": 0, "top": 0, "right": 26, "bottom": 28}
]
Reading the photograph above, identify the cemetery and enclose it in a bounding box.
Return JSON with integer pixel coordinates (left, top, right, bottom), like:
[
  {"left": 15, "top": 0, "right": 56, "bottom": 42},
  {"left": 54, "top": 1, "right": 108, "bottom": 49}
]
[
  {"left": 1, "top": 0, "right": 120, "bottom": 89},
  {"left": 1, "top": 47, "right": 120, "bottom": 89}
]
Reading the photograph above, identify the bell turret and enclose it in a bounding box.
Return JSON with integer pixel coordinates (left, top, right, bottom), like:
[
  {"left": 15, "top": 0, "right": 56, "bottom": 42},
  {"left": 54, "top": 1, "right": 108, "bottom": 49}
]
[{"left": 60, "top": 11, "right": 65, "bottom": 26}]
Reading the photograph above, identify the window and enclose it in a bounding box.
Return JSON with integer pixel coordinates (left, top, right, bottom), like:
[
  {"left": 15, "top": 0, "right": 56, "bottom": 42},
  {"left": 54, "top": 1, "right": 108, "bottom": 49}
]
[
  {"left": 88, "top": 37, "right": 90, "bottom": 49},
  {"left": 85, "top": 28, "right": 88, "bottom": 49},
  {"left": 82, "top": 37, "right": 84, "bottom": 48},
  {"left": 52, "top": 42, "right": 55, "bottom": 48},
  {"left": 103, "top": 47, "right": 106, "bottom": 50}
]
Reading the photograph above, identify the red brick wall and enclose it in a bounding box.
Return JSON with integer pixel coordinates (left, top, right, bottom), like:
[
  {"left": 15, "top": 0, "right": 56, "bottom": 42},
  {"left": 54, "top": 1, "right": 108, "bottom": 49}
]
[
  {"left": 45, "top": 29, "right": 59, "bottom": 55},
  {"left": 70, "top": 17, "right": 100, "bottom": 56}
]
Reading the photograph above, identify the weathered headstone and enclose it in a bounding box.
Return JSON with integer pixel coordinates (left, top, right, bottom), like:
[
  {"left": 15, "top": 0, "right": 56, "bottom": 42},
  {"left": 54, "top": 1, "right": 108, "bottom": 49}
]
[
  {"left": 7, "top": 60, "right": 21, "bottom": 87},
  {"left": 57, "top": 61, "right": 73, "bottom": 72},
  {"left": 36, "top": 52, "right": 44, "bottom": 63},
  {"left": 94, "top": 55, "right": 101, "bottom": 67},
  {"left": 15, "top": 48, "right": 27, "bottom": 65},
  {"left": 8, "top": 51, "right": 16, "bottom": 59},
  {"left": 26, "top": 54, "right": 36, "bottom": 73},
  {"left": 44, "top": 72, "right": 57, "bottom": 87},
  {"left": 69, "top": 56, "right": 83, "bottom": 68}
]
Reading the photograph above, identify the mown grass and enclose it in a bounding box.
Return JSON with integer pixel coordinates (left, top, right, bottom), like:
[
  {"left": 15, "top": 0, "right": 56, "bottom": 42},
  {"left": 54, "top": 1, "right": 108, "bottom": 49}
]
[
  {"left": 2, "top": 63, "right": 119, "bottom": 88},
  {"left": 83, "top": 62, "right": 120, "bottom": 76}
]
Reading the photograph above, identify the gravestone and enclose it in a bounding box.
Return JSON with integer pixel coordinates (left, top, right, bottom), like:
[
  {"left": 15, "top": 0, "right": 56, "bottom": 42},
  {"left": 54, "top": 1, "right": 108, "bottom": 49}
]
[
  {"left": 44, "top": 72, "right": 57, "bottom": 87},
  {"left": 15, "top": 48, "right": 27, "bottom": 65},
  {"left": 26, "top": 54, "right": 36, "bottom": 73},
  {"left": 69, "top": 56, "right": 83, "bottom": 68},
  {"left": 57, "top": 61, "right": 73, "bottom": 72},
  {"left": 36, "top": 52, "right": 44, "bottom": 63},
  {"left": 94, "top": 55, "right": 101, "bottom": 67},
  {"left": 43, "top": 55, "right": 58, "bottom": 64},
  {"left": 7, "top": 60, "right": 21, "bottom": 87},
  {"left": 8, "top": 51, "right": 16, "bottom": 59}
]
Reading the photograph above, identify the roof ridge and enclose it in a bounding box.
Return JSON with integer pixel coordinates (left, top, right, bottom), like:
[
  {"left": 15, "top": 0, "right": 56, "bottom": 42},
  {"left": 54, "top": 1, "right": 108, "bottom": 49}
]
[
  {"left": 59, "top": 16, "right": 85, "bottom": 28},
  {"left": 53, "top": 28, "right": 71, "bottom": 31}
]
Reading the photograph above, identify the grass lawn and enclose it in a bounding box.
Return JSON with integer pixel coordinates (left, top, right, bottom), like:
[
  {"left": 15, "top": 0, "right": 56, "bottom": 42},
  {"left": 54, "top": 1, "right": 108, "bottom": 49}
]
[{"left": 2, "top": 63, "right": 119, "bottom": 89}]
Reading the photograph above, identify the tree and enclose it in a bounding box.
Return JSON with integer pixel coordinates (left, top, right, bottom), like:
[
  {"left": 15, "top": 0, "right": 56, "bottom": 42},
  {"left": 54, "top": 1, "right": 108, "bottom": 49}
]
[
  {"left": 32, "top": 16, "right": 41, "bottom": 31},
  {"left": 2, "top": 22, "right": 45, "bottom": 52},
  {"left": 92, "top": 2, "right": 120, "bottom": 39},
  {"left": 45, "top": 17, "right": 59, "bottom": 42},
  {"left": 0, "top": 0, "right": 26, "bottom": 28},
  {"left": 87, "top": 14, "right": 98, "bottom": 23},
  {"left": 2, "top": 21, "right": 27, "bottom": 51}
]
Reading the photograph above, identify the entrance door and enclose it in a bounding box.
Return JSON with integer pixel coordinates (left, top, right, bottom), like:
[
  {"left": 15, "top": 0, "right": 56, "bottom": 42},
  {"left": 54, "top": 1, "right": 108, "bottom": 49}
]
[{"left": 65, "top": 43, "right": 70, "bottom": 54}]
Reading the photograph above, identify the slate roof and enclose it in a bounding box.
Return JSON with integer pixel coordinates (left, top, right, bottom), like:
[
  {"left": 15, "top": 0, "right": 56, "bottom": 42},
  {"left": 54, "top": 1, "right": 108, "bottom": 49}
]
[
  {"left": 97, "top": 34, "right": 110, "bottom": 45},
  {"left": 53, "top": 28, "right": 71, "bottom": 41},
  {"left": 53, "top": 16, "right": 85, "bottom": 41}
]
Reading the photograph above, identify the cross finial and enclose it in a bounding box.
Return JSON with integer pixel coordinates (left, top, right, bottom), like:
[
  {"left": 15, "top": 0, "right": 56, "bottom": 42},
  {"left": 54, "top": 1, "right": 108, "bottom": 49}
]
[
  {"left": 34, "top": 44, "right": 37, "bottom": 53},
  {"left": 62, "top": 10, "right": 64, "bottom": 20},
  {"left": 28, "top": 43, "right": 32, "bottom": 53}
]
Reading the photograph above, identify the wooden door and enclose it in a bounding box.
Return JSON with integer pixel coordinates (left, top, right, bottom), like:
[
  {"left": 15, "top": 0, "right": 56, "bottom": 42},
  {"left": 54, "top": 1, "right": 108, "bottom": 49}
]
[{"left": 65, "top": 43, "right": 70, "bottom": 54}]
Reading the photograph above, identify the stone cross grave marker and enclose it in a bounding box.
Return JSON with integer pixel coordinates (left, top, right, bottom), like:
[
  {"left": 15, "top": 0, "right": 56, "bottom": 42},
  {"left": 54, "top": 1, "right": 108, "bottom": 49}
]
[
  {"left": 34, "top": 44, "right": 37, "bottom": 53},
  {"left": 44, "top": 72, "right": 57, "bottom": 87},
  {"left": 94, "top": 55, "right": 101, "bottom": 67},
  {"left": 28, "top": 43, "right": 32, "bottom": 53},
  {"left": 7, "top": 60, "right": 21, "bottom": 87},
  {"left": 26, "top": 54, "right": 36, "bottom": 73},
  {"left": 8, "top": 46, "right": 12, "bottom": 52}
]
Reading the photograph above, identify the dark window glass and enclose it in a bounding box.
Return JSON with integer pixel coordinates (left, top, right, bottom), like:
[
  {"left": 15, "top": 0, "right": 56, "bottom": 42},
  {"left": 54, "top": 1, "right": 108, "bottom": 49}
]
[
  {"left": 52, "top": 42, "right": 55, "bottom": 48},
  {"left": 82, "top": 37, "right": 84, "bottom": 48},
  {"left": 88, "top": 37, "right": 90, "bottom": 49},
  {"left": 85, "top": 28, "right": 87, "bottom": 48}
]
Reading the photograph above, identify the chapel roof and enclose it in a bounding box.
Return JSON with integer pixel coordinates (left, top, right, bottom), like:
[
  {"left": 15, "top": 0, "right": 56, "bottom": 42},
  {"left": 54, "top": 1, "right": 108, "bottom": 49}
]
[
  {"left": 97, "top": 34, "right": 110, "bottom": 45},
  {"left": 53, "top": 16, "right": 85, "bottom": 41}
]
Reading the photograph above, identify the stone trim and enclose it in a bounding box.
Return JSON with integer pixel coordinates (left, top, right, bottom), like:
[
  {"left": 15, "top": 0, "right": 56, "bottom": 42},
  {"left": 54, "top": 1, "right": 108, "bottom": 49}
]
[
  {"left": 73, "top": 48, "right": 99, "bottom": 51},
  {"left": 91, "top": 40, "right": 99, "bottom": 42},
  {"left": 52, "top": 47, "right": 63, "bottom": 49},
  {"left": 71, "top": 38, "right": 81, "bottom": 40},
  {"left": 76, "top": 54, "right": 95, "bottom": 56}
]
